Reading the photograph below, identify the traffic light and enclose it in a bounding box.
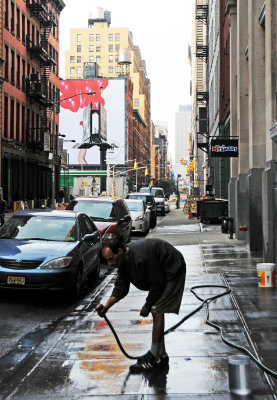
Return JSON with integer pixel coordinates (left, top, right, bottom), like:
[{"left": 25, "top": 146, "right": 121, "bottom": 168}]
[
  {"left": 134, "top": 160, "right": 138, "bottom": 169},
  {"left": 185, "top": 166, "right": 189, "bottom": 174},
  {"left": 180, "top": 157, "right": 184, "bottom": 165},
  {"left": 145, "top": 168, "right": 149, "bottom": 176},
  {"left": 189, "top": 161, "right": 195, "bottom": 171}
]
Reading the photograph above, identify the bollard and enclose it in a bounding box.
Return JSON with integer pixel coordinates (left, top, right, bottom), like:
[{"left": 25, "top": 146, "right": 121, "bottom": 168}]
[
  {"left": 228, "top": 355, "right": 251, "bottom": 395},
  {"left": 228, "top": 217, "right": 234, "bottom": 239}
]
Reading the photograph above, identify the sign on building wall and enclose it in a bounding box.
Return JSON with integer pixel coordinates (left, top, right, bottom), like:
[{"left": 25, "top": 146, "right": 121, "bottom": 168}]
[
  {"left": 44, "top": 132, "right": 51, "bottom": 152},
  {"left": 210, "top": 138, "right": 239, "bottom": 157},
  {"left": 59, "top": 79, "right": 126, "bottom": 165}
]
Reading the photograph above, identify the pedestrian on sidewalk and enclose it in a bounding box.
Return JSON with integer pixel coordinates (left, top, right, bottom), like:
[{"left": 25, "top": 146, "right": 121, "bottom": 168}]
[
  {"left": 96, "top": 238, "right": 186, "bottom": 373},
  {"left": 0, "top": 195, "right": 6, "bottom": 226}
]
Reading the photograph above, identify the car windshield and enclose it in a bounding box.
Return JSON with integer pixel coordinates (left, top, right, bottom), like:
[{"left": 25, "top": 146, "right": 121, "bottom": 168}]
[
  {"left": 0, "top": 216, "right": 78, "bottom": 242},
  {"left": 67, "top": 200, "right": 116, "bottom": 221},
  {"left": 128, "top": 194, "right": 152, "bottom": 204},
  {"left": 125, "top": 201, "right": 143, "bottom": 211},
  {"left": 140, "top": 187, "right": 150, "bottom": 193},
  {"left": 152, "top": 189, "right": 164, "bottom": 198}
]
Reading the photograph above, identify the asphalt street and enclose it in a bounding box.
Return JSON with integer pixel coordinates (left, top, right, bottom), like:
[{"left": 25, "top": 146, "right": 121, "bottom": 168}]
[{"left": 0, "top": 206, "right": 277, "bottom": 399}]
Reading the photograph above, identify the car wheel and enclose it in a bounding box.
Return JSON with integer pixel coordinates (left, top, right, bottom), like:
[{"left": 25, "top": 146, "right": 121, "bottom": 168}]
[{"left": 68, "top": 268, "right": 82, "bottom": 301}]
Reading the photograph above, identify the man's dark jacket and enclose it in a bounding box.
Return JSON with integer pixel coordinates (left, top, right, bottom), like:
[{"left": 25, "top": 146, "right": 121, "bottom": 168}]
[{"left": 111, "top": 238, "right": 186, "bottom": 309}]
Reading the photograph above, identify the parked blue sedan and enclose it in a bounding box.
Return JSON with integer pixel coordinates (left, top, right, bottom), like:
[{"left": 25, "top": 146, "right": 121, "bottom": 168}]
[{"left": 0, "top": 209, "right": 101, "bottom": 300}]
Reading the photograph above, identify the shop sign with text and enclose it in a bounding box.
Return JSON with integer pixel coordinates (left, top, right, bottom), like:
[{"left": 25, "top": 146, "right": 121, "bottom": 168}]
[{"left": 210, "top": 139, "right": 238, "bottom": 157}]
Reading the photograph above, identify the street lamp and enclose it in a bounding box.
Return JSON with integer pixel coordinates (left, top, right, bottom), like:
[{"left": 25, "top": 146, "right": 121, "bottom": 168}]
[{"left": 51, "top": 91, "right": 95, "bottom": 209}]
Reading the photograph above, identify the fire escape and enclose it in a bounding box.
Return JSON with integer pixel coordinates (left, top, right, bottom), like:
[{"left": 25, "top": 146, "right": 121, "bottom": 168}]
[
  {"left": 25, "top": 0, "right": 57, "bottom": 149},
  {"left": 195, "top": 0, "right": 209, "bottom": 154}
]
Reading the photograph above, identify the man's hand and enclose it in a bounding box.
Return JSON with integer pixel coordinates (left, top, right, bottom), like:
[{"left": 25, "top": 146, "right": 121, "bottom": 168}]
[
  {"left": 95, "top": 296, "right": 118, "bottom": 317},
  {"left": 95, "top": 304, "right": 107, "bottom": 317},
  {"left": 140, "top": 305, "right": 150, "bottom": 317}
]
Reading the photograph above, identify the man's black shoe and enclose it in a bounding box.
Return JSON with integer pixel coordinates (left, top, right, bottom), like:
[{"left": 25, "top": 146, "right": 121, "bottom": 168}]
[
  {"left": 129, "top": 351, "right": 162, "bottom": 373},
  {"left": 160, "top": 353, "right": 169, "bottom": 365}
]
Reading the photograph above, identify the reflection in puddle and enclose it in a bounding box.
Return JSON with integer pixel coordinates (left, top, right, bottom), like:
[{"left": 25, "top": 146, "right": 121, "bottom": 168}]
[
  {"left": 80, "top": 359, "right": 127, "bottom": 376},
  {"left": 130, "top": 319, "right": 152, "bottom": 326}
]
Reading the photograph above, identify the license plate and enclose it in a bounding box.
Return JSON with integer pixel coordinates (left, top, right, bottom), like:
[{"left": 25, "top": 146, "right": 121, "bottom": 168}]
[{"left": 7, "top": 276, "right": 25, "bottom": 285}]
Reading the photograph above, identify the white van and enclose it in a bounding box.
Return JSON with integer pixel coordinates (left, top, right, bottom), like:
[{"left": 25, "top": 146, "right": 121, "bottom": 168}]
[{"left": 140, "top": 186, "right": 166, "bottom": 215}]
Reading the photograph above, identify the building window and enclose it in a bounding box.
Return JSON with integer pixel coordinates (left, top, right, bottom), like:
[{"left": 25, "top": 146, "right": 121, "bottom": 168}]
[
  {"left": 16, "top": 53, "right": 20, "bottom": 87},
  {"left": 115, "top": 33, "right": 120, "bottom": 41},
  {"left": 109, "top": 55, "right": 113, "bottom": 63},
  {"left": 22, "top": 14, "right": 25, "bottom": 44},
  {"left": 115, "top": 66, "right": 120, "bottom": 73},
  {"left": 5, "top": 0, "right": 9, "bottom": 29},
  {"left": 31, "top": 111, "right": 35, "bottom": 140},
  {"left": 89, "top": 34, "right": 94, "bottom": 41},
  {"left": 77, "top": 33, "right": 82, "bottom": 42},
  {"left": 22, "top": 59, "right": 25, "bottom": 91},
  {"left": 77, "top": 45, "right": 81, "bottom": 52},
  {"left": 115, "top": 55, "right": 119, "bottom": 62},
  {"left": 134, "top": 98, "right": 139, "bottom": 106},
  {"left": 70, "top": 67, "right": 75, "bottom": 74},
  {"left": 77, "top": 66, "right": 81, "bottom": 74},
  {"left": 11, "top": 1, "right": 15, "bottom": 34},
  {"left": 115, "top": 44, "right": 120, "bottom": 52},
  {"left": 70, "top": 56, "right": 74, "bottom": 63},
  {"left": 4, "top": 96, "right": 8, "bottom": 138},
  {"left": 96, "top": 56, "right": 101, "bottom": 63},
  {"left": 10, "top": 98, "right": 15, "bottom": 139},
  {"left": 96, "top": 34, "right": 101, "bottom": 41},
  {"left": 108, "top": 33, "right": 113, "bottom": 41},
  {"left": 27, "top": 19, "right": 30, "bottom": 40},
  {"left": 16, "top": 7, "right": 20, "bottom": 38},
  {"left": 36, "top": 113, "right": 39, "bottom": 142},
  {"left": 109, "top": 66, "right": 113, "bottom": 73},
  {"left": 96, "top": 45, "right": 101, "bottom": 52},
  {"left": 22, "top": 105, "right": 25, "bottom": 142},
  {"left": 89, "top": 56, "right": 94, "bottom": 62},
  {"left": 11, "top": 49, "right": 15, "bottom": 84},
  {"left": 26, "top": 109, "right": 30, "bottom": 142},
  {"left": 5, "top": 45, "right": 9, "bottom": 80},
  {"left": 16, "top": 102, "right": 20, "bottom": 141},
  {"left": 36, "top": 28, "right": 39, "bottom": 45},
  {"left": 31, "top": 24, "right": 35, "bottom": 44},
  {"left": 109, "top": 44, "right": 113, "bottom": 52},
  {"left": 89, "top": 45, "right": 94, "bottom": 52},
  {"left": 77, "top": 56, "right": 81, "bottom": 63}
]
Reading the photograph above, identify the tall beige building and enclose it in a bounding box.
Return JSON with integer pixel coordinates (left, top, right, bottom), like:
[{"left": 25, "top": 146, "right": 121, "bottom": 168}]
[{"left": 64, "top": 7, "right": 150, "bottom": 128}]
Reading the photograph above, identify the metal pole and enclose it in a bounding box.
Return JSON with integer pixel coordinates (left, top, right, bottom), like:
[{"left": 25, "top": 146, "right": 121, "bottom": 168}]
[
  {"left": 106, "top": 158, "right": 110, "bottom": 196},
  {"left": 51, "top": 101, "right": 56, "bottom": 209},
  {"left": 136, "top": 169, "right": 138, "bottom": 191}
]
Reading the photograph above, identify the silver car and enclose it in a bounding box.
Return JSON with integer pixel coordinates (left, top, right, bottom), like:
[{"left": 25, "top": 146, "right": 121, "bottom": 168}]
[{"left": 125, "top": 199, "right": 150, "bottom": 233}]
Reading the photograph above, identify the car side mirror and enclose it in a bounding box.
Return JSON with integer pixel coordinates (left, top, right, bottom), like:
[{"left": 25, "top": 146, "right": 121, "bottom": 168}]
[
  {"left": 81, "top": 233, "right": 95, "bottom": 242},
  {"left": 120, "top": 215, "right": 131, "bottom": 223}
]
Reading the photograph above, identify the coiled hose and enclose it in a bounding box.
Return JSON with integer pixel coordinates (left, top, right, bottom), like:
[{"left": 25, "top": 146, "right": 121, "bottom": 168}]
[{"left": 97, "top": 284, "right": 277, "bottom": 378}]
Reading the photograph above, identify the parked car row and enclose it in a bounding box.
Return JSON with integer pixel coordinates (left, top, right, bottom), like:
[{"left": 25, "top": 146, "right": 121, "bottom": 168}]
[{"left": 0, "top": 186, "right": 170, "bottom": 300}]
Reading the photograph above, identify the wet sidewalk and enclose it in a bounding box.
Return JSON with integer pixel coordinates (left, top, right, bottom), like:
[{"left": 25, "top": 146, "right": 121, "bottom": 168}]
[{"left": 1, "top": 209, "right": 277, "bottom": 399}]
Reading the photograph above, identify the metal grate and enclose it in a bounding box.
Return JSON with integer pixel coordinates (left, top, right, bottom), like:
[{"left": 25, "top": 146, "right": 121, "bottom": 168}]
[{"left": 0, "top": 259, "right": 42, "bottom": 270}]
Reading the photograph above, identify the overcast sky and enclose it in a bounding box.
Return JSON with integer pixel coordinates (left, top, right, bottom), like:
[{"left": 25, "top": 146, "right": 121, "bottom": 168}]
[{"left": 59, "top": 0, "right": 193, "bottom": 156}]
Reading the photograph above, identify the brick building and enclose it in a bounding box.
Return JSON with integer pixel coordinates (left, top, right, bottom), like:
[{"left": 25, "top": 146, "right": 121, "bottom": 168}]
[{"left": 1, "top": 0, "right": 65, "bottom": 206}]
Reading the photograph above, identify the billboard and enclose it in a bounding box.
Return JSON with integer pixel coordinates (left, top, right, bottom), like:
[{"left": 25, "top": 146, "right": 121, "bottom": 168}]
[{"left": 59, "top": 79, "right": 126, "bottom": 165}]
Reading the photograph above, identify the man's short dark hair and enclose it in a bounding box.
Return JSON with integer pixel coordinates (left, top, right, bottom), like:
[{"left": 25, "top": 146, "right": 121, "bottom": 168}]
[{"left": 103, "top": 240, "right": 126, "bottom": 254}]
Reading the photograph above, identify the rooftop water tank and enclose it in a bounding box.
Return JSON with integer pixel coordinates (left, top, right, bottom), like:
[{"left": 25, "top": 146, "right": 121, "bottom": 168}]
[
  {"left": 90, "top": 7, "right": 104, "bottom": 19},
  {"left": 118, "top": 49, "right": 131, "bottom": 64}
]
